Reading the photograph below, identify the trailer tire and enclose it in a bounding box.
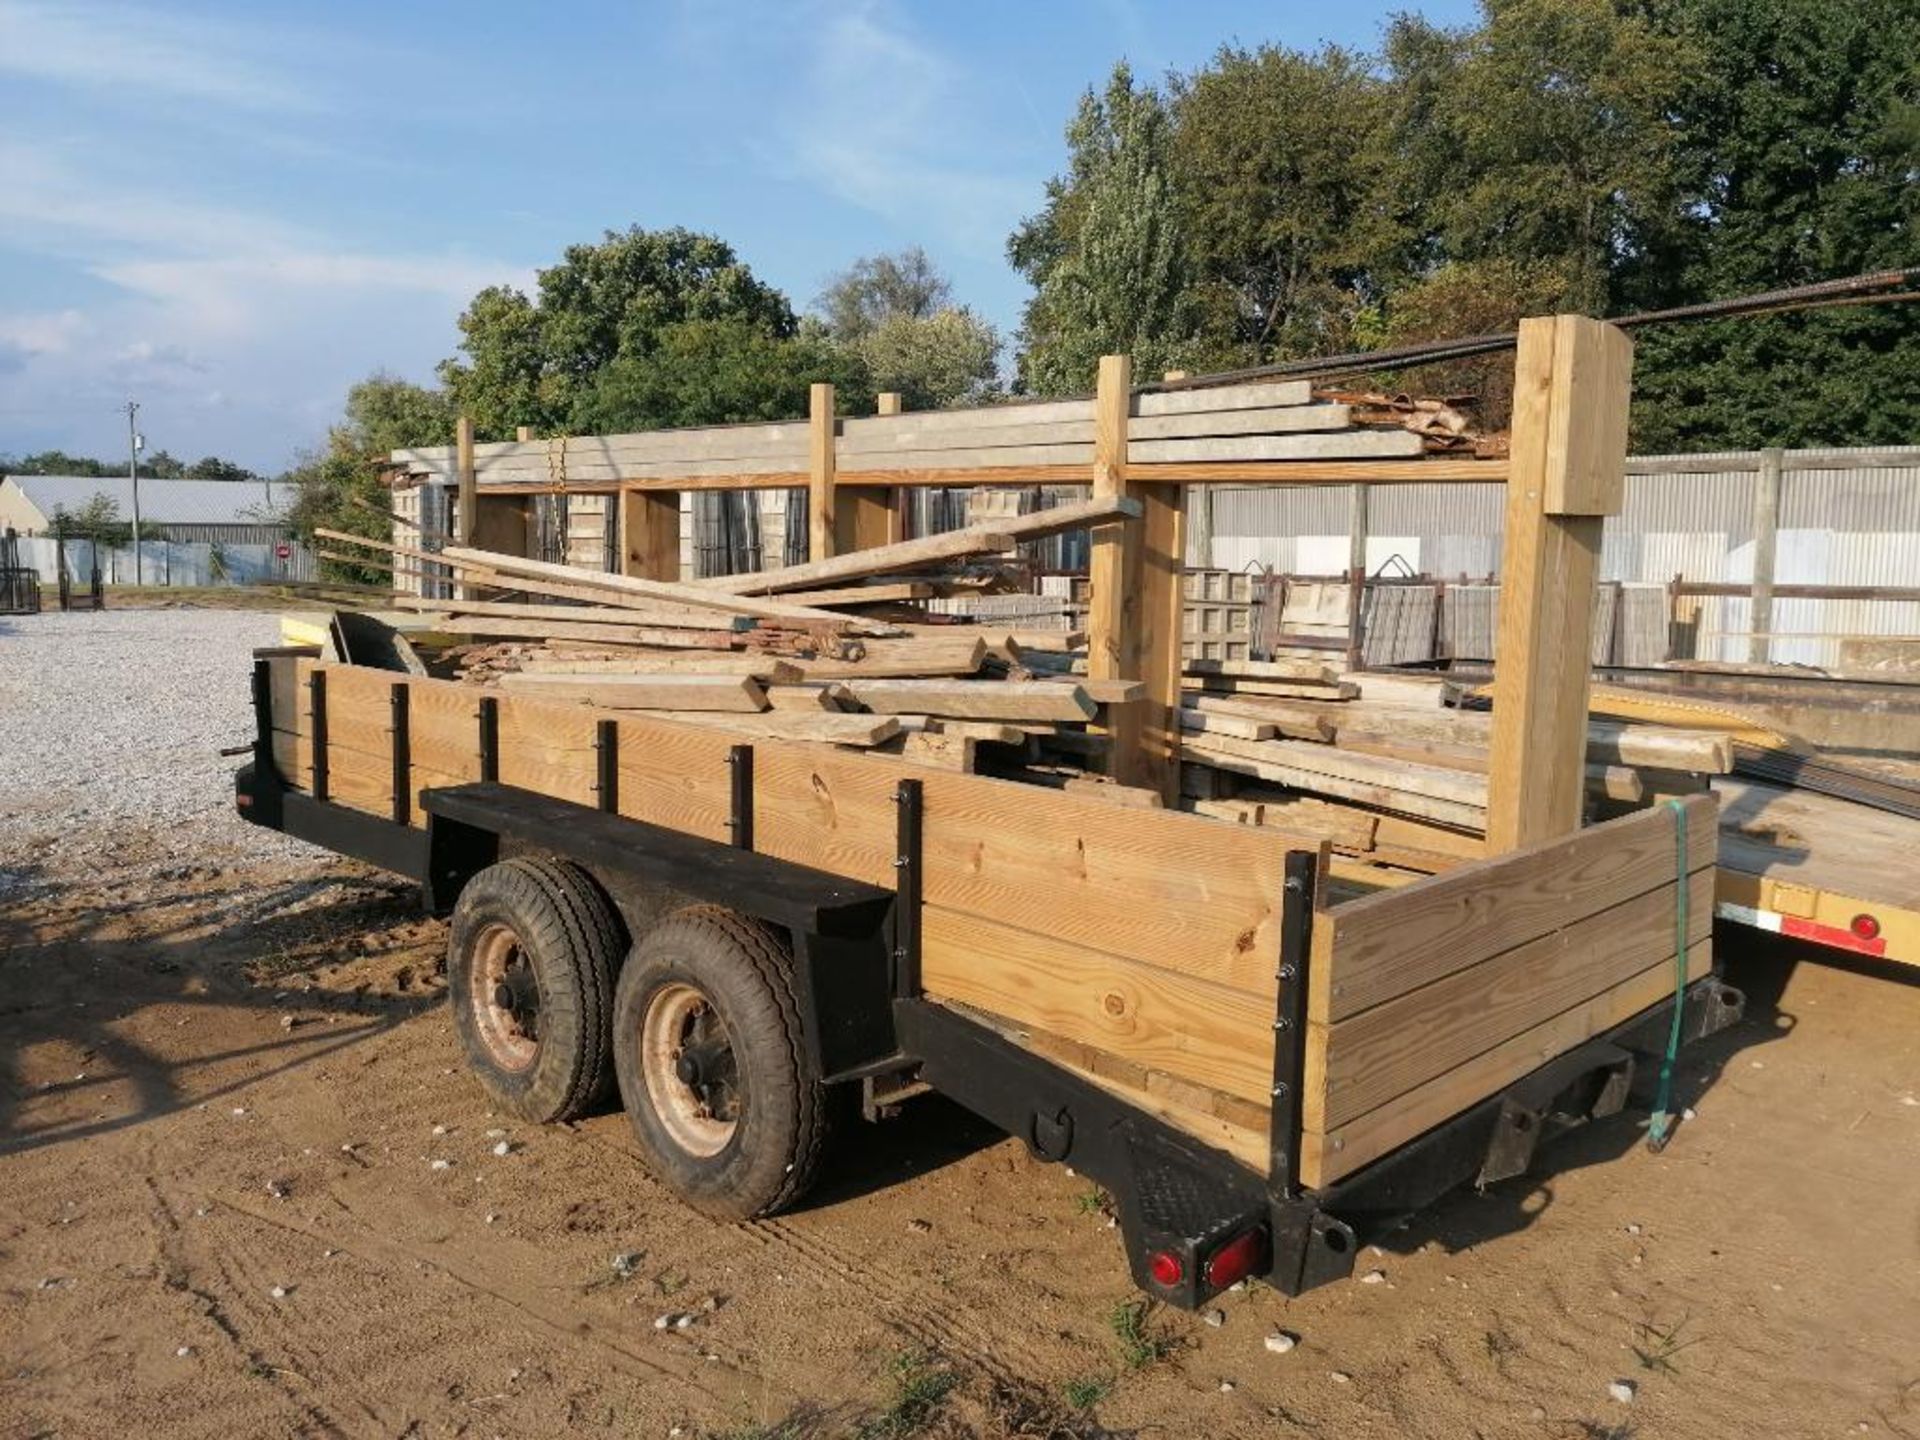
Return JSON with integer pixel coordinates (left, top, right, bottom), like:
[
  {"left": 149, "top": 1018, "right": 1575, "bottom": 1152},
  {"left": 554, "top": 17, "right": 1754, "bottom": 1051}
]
[
  {"left": 612, "top": 905, "right": 826, "bottom": 1220},
  {"left": 447, "top": 857, "right": 622, "bottom": 1124}
]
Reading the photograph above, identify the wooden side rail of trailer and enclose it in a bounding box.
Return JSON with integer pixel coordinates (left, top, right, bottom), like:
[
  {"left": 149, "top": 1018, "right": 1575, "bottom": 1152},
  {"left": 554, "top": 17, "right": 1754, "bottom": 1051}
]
[{"left": 235, "top": 652, "right": 1742, "bottom": 1305}]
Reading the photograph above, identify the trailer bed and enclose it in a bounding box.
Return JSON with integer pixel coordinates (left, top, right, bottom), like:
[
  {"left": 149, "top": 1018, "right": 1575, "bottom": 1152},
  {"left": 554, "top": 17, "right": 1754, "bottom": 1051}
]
[
  {"left": 1715, "top": 777, "right": 1920, "bottom": 968},
  {"left": 260, "top": 654, "right": 1714, "bottom": 1191}
]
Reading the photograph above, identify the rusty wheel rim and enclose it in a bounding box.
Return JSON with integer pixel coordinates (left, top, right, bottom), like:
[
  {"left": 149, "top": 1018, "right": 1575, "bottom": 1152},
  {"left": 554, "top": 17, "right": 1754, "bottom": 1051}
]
[
  {"left": 469, "top": 922, "right": 540, "bottom": 1072},
  {"left": 640, "top": 982, "right": 739, "bottom": 1158}
]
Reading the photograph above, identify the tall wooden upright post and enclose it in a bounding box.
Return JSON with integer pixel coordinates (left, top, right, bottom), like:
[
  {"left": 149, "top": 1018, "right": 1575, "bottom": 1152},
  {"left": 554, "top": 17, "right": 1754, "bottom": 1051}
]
[
  {"left": 1486, "top": 315, "right": 1634, "bottom": 853},
  {"left": 836, "top": 392, "right": 902, "bottom": 553},
  {"left": 1088, "top": 354, "right": 1186, "bottom": 803},
  {"left": 808, "top": 382, "right": 836, "bottom": 563},
  {"left": 454, "top": 414, "right": 477, "bottom": 598}
]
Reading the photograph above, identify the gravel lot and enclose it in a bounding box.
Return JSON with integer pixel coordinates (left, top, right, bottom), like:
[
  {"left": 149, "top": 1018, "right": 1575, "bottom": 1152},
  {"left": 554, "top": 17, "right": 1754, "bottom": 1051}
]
[{"left": 0, "top": 608, "right": 323, "bottom": 875}]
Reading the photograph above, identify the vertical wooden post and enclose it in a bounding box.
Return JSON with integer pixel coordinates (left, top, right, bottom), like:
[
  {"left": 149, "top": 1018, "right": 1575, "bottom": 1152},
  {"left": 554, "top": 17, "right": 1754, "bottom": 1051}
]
[
  {"left": 515, "top": 425, "right": 533, "bottom": 442},
  {"left": 1345, "top": 483, "right": 1370, "bottom": 670},
  {"left": 1748, "top": 446, "right": 1783, "bottom": 665},
  {"left": 1088, "top": 354, "right": 1186, "bottom": 802},
  {"left": 620, "top": 488, "right": 680, "bottom": 581},
  {"left": 454, "top": 415, "right": 477, "bottom": 544},
  {"left": 454, "top": 414, "right": 477, "bottom": 598},
  {"left": 836, "top": 391, "right": 903, "bottom": 553},
  {"left": 808, "top": 382, "right": 836, "bottom": 563},
  {"left": 1487, "top": 315, "right": 1634, "bottom": 853}
]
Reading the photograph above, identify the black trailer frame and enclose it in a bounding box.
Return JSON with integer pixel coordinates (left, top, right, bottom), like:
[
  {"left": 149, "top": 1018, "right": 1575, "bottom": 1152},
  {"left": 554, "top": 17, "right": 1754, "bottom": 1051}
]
[{"left": 236, "top": 651, "right": 1746, "bottom": 1307}]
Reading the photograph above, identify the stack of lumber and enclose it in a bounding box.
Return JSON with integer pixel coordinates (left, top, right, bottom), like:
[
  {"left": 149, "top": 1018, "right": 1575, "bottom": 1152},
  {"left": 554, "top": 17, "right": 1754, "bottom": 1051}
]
[
  {"left": 312, "top": 499, "right": 1166, "bottom": 799},
  {"left": 388, "top": 381, "right": 1424, "bottom": 491},
  {"left": 1174, "top": 659, "right": 1737, "bottom": 868}
]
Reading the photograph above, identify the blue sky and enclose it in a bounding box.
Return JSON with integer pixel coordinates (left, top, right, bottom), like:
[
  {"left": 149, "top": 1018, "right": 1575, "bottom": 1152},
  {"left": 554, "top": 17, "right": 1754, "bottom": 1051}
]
[{"left": 0, "top": 0, "right": 1475, "bottom": 472}]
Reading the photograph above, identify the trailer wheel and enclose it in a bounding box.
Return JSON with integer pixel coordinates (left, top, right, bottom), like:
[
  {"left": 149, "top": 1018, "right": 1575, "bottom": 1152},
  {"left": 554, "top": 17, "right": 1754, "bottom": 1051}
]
[
  {"left": 611, "top": 905, "right": 826, "bottom": 1220},
  {"left": 447, "top": 857, "right": 622, "bottom": 1124}
]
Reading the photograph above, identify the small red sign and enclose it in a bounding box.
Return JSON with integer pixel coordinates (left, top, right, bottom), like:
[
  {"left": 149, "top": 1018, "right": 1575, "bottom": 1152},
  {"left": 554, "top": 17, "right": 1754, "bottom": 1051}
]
[{"left": 275, "top": 542, "right": 291, "bottom": 559}]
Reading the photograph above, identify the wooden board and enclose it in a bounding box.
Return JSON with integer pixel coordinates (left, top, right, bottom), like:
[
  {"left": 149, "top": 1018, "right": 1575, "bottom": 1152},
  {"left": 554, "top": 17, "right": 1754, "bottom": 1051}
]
[
  {"left": 843, "top": 679, "right": 1097, "bottom": 722},
  {"left": 920, "top": 908, "right": 1275, "bottom": 1104},
  {"left": 653, "top": 710, "right": 902, "bottom": 747},
  {"left": 789, "top": 637, "right": 988, "bottom": 680},
  {"left": 1306, "top": 867, "right": 1713, "bottom": 1131},
  {"left": 494, "top": 672, "right": 769, "bottom": 712},
  {"left": 1303, "top": 943, "right": 1712, "bottom": 1185},
  {"left": 1310, "top": 796, "right": 1716, "bottom": 1024}
]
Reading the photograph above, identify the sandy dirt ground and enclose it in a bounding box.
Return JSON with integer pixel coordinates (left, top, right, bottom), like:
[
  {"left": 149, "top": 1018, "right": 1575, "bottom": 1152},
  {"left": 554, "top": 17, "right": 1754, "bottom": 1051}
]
[
  {"left": 4, "top": 612, "right": 1920, "bottom": 1438},
  {"left": 6, "top": 832, "right": 1920, "bottom": 1438}
]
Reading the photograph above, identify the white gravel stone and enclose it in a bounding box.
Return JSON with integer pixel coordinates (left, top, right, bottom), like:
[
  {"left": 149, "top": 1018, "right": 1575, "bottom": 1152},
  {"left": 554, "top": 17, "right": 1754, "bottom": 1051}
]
[
  {"left": 1608, "top": 1379, "right": 1637, "bottom": 1404},
  {"left": 1358, "top": 1268, "right": 1386, "bottom": 1285},
  {"left": 1264, "top": 1331, "right": 1297, "bottom": 1355},
  {"left": 0, "top": 609, "right": 326, "bottom": 879},
  {"left": 492, "top": 1140, "right": 513, "bottom": 1157}
]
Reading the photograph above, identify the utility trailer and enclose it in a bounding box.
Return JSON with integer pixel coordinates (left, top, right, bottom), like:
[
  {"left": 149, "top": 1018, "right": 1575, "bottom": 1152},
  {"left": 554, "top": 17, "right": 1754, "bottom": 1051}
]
[{"left": 235, "top": 648, "right": 1740, "bottom": 1306}]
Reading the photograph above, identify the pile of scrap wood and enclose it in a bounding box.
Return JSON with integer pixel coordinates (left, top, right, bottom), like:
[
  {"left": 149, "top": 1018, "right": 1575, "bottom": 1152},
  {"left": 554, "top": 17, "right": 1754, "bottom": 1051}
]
[
  {"left": 314, "top": 498, "right": 1158, "bottom": 798},
  {"left": 1174, "top": 659, "right": 1737, "bottom": 870},
  {"left": 315, "top": 497, "right": 1740, "bottom": 846}
]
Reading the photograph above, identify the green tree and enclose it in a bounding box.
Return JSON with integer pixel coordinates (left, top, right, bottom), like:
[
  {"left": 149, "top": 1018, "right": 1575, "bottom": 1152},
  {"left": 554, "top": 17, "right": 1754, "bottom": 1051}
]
[
  {"left": 1384, "top": 0, "right": 1690, "bottom": 317},
  {"left": 817, "top": 247, "right": 952, "bottom": 339},
  {"left": 283, "top": 373, "right": 457, "bottom": 582},
  {"left": 855, "top": 309, "right": 1001, "bottom": 410},
  {"left": 1627, "top": 0, "right": 1920, "bottom": 448},
  {"left": 573, "top": 317, "right": 872, "bottom": 432},
  {"left": 182, "top": 455, "right": 262, "bottom": 482},
  {"left": 817, "top": 249, "right": 1000, "bottom": 408},
  {"left": 441, "top": 226, "right": 796, "bottom": 436},
  {"left": 1010, "top": 64, "right": 1196, "bottom": 394},
  {"left": 4, "top": 450, "right": 115, "bottom": 476},
  {"left": 1171, "top": 43, "right": 1409, "bottom": 366},
  {"left": 50, "top": 493, "right": 132, "bottom": 549}
]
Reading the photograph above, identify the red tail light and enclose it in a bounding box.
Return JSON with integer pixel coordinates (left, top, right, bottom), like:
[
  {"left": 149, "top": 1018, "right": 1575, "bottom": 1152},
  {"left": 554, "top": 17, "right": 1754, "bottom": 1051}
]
[
  {"left": 1148, "top": 1250, "right": 1184, "bottom": 1287},
  {"left": 1203, "top": 1227, "right": 1268, "bottom": 1289},
  {"left": 1851, "top": 913, "right": 1881, "bottom": 940}
]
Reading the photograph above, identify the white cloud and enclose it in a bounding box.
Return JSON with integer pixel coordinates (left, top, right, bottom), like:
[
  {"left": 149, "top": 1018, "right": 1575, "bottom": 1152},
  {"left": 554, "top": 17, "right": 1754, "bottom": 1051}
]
[
  {"left": 0, "top": 308, "right": 90, "bottom": 356},
  {"left": 0, "top": 144, "right": 525, "bottom": 467},
  {"left": 0, "top": 0, "right": 320, "bottom": 111},
  {"left": 782, "top": 4, "right": 1032, "bottom": 260}
]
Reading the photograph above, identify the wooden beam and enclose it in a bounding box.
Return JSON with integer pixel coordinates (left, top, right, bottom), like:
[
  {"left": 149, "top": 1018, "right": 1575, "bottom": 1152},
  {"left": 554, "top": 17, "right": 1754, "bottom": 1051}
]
[
  {"left": 436, "top": 544, "right": 892, "bottom": 632},
  {"left": 1485, "top": 315, "right": 1633, "bottom": 853},
  {"left": 808, "top": 381, "right": 835, "bottom": 562},
  {"left": 621, "top": 489, "right": 680, "bottom": 582},
  {"left": 698, "top": 525, "right": 1016, "bottom": 596},
  {"left": 1081, "top": 356, "right": 1183, "bottom": 803},
  {"left": 699, "top": 494, "right": 1136, "bottom": 598},
  {"left": 530, "top": 457, "right": 1507, "bottom": 493},
  {"left": 454, "top": 416, "right": 477, "bottom": 543},
  {"left": 454, "top": 414, "right": 477, "bottom": 600},
  {"left": 493, "top": 672, "right": 769, "bottom": 712},
  {"left": 842, "top": 679, "right": 1098, "bottom": 722},
  {"left": 836, "top": 392, "right": 902, "bottom": 554}
]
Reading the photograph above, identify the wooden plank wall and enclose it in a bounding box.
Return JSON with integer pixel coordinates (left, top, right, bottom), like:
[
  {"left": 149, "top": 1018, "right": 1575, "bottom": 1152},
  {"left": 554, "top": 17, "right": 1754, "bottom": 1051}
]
[{"left": 1300, "top": 795, "right": 1715, "bottom": 1182}]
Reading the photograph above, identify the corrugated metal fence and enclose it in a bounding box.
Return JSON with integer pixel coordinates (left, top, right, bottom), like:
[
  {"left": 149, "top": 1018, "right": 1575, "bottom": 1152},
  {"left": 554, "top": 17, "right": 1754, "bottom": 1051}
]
[
  {"left": 1202, "top": 445, "right": 1920, "bottom": 668},
  {"left": 14, "top": 537, "right": 317, "bottom": 588}
]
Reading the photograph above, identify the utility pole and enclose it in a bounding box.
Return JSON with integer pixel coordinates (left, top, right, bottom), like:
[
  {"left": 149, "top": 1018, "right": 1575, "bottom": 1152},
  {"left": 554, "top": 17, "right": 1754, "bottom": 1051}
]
[{"left": 125, "top": 400, "right": 143, "bottom": 586}]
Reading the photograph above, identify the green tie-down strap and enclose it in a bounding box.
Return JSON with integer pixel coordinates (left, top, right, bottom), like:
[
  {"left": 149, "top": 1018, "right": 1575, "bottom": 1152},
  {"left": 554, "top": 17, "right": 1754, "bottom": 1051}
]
[{"left": 1645, "top": 797, "right": 1691, "bottom": 1153}]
